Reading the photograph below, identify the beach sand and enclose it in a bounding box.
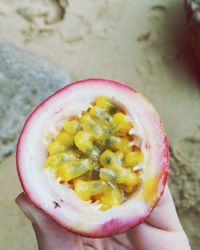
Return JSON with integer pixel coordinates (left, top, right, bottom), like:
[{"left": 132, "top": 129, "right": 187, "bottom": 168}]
[{"left": 0, "top": 0, "right": 199, "bottom": 249}]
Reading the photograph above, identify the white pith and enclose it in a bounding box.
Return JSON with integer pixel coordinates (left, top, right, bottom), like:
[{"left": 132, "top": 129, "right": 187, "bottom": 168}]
[{"left": 17, "top": 80, "right": 167, "bottom": 235}]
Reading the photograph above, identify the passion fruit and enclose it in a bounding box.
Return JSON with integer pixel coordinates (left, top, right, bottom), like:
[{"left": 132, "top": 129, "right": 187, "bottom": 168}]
[{"left": 16, "top": 78, "right": 169, "bottom": 237}]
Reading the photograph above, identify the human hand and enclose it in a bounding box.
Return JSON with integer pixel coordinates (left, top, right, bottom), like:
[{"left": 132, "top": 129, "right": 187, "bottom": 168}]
[{"left": 15, "top": 185, "right": 190, "bottom": 250}]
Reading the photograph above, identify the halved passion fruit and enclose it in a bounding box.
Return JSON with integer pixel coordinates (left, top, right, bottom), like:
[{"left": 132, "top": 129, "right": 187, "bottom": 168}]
[{"left": 16, "top": 78, "right": 169, "bottom": 237}]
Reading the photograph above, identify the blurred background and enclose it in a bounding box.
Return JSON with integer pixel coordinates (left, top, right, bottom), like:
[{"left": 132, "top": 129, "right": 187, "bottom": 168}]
[{"left": 0, "top": 0, "right": 200, "bottom": 249}]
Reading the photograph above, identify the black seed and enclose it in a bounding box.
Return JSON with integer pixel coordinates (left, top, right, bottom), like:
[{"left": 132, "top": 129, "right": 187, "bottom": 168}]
[
  {"left": 105, "top": 156, "right": 112, "bottom": 164},
  {"left": 105, "top": 138, "right": 112, "bottom": 145}
]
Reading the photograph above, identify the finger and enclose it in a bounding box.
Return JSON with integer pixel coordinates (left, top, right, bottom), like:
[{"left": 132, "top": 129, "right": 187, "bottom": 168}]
[
  {"left": 15, "top": 193, "right": 46, "bottom": 225},
  {"left": 128, "top": 223, "right": 166, "bottom": 249},
  {"left": 128, "top": 222, "right": 190, "bottom": 250},
  {"left": 15, "top": 193, "right": 83, "bottom": 250},
  {"left": 127, "top": 185, "right": 189, "bottom": 249},
  {"left": 146, "top": 185, "right": 183, "bottom": 231}
]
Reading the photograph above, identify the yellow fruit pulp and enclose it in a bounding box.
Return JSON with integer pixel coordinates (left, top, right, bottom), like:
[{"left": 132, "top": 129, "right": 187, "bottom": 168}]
[{"left": 45, "top": 96, "right": 144, "bottom": 210}]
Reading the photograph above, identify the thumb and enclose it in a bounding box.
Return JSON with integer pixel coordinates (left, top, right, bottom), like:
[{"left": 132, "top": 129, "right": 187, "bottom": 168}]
[
  {"left": 15, "top": 193, "right": 83, "bottom": 250},
  {"left": 15, "top": 193, "right": 46, "bottom": 225}
]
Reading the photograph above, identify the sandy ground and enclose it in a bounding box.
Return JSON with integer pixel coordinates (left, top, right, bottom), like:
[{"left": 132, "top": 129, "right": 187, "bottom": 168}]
[{"left": 0, "top": 0, "right": 200, "bottom": 249}]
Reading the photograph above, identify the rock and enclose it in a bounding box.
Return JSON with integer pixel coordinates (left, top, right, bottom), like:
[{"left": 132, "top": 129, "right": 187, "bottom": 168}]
[
  {"left": 184, "top": 0, "right": 200, "bottom": 61},
  {"left": 0, "top": 39, "right": 70, "bottom": 162}
]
